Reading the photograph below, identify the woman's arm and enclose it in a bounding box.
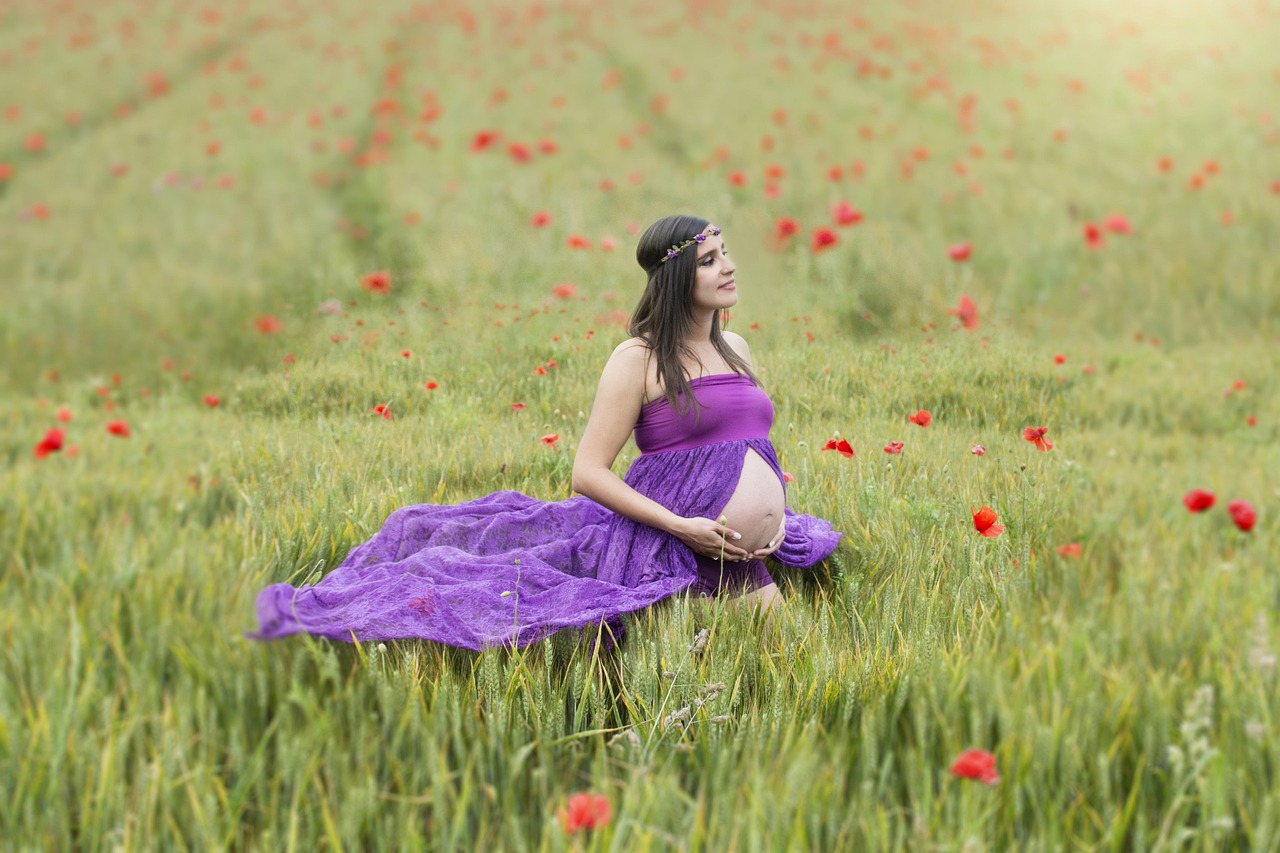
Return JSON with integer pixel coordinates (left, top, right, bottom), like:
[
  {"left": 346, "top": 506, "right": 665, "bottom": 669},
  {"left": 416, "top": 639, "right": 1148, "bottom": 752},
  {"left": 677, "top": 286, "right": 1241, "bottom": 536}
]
[{"left": 571, "top": 340, "right": 753, "bottom": 560}]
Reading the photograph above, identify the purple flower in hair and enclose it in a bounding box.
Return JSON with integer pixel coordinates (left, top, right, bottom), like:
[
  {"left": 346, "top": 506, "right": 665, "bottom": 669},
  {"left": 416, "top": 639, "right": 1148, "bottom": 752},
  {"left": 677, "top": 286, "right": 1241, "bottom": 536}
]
[
  {"left": 694, "top": 233, "right": 707, "bottom": 243},
  {"left": 666, "top": 249, "right": 678, "bottom": 259}
]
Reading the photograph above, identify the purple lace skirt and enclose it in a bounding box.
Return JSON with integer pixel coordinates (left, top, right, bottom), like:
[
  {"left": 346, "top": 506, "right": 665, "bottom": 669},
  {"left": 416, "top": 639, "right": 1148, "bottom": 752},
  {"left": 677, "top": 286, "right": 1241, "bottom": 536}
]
[{"left": 251, "top": 437, "right": 841, "bottom": 650}]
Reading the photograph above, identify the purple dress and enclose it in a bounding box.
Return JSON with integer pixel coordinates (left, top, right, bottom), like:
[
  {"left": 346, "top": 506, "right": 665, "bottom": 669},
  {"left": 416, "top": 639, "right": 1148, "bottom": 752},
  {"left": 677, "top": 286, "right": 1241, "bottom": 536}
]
[{"left": 251, "top": 373, "right": 841, "bottom": 650}]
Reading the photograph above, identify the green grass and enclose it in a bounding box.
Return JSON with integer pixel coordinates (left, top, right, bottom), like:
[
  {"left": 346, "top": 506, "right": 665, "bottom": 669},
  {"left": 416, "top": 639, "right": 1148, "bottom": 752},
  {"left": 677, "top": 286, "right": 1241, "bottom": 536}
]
[{"left": 2, "top": 0, "right": 1279, "bottom": 848}]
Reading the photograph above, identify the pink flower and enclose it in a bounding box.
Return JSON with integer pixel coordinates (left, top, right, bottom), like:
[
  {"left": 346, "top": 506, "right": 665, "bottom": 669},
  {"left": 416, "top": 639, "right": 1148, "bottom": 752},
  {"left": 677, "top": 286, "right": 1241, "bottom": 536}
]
[
  {"left": 883, "top": 441, "right": 904, "bottom": 454},
  {"left": 970, "top": 444, "right": 986, "bottom": 456}
]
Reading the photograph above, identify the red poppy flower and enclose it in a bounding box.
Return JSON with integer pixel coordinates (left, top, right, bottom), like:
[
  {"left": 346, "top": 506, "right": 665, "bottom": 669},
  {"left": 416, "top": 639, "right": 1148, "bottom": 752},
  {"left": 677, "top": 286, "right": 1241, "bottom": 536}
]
[
  {"left": 782, "top": 471, "right": 794, "bottom": 483},
  {"left": 810, "top": 228, "right": 838, "bottom": 252},
  {"left": 1056, "top": 543, "right": 1082, "bottom": 558},
  {"left": 727, "top": 171, "right": 747, "bottom": 187},
  {"left": 511, "top": 402, "right": 527, "bottom": 412},
  {"left": 775, "top": 217, "right": 799, "bottom": 240},
  {"left": 1227, "top": 499, "right": 1257, "bottom": 532},
  {"left": 541, "top": 433, "right": 560, "bottom": 448},
  {"left": 971, "top": 444, "right": 986, "bottom": 455},
  {"left": 1053, "top": 354, "right": 1066, "bottom": 364},
  {"left": 950, "top": 749, "right": 1000, "bottom": 784},
  {"left": 425, "top": 381, "right": 439, "bottom": 390},
  {"left": 566, "top": 234, "right": 591, "bottom": 250},
  {"left": 947, "top": 294, "right": 979, "bottom": 330},
  {"left": 0, "top": 163, "right": 13, "bottom": 181},
  {"left": 1103, "top": 213, "right": 1132, "bottom": 234},
  {"left": 908, "top": 410, "right": 932, "bottom": 427},
  {"left": 106, "top": 420, "right": 131, "bottom": 438},
  {"left": 821, "top": 438, "right": 855, "bottom": 458},
  {"left": 506, "top": 142, "right": 531, "bottom": 163},
  {"left": 1182, "top": 484, "right": 1213, "bottom": 512},
  {"left": 203, "top": 394, "right": 220, "bottom": 407},
  {"left": 559, "top": 792, "right": 612, "bottom": 834},
  {"left": 56, "top": 406, "right": 72, "bottom": 423},
  {"left": 362, "top": 270, "right": 391, "bottom": 294},
  {"left": 34, "top": 427, "right": 65, "bottom": 458},
  {"left": 947, "top": 242, "right": 972, "bottom": 261},
  {"left": 255, "top": 314, "right": 282, "bottom": 334},
  {"left": 370, "top": 404, "right": 392, "bottom": 420},
  {"left": 470, "top": 130, "right": 500, "bottom": 151},
  {"left": 1022, "top": 426, "right": 1053, "bottom": 451},
  {"left": 883, "top": 441, "right": 904, "bottom": 454},
  {"left": 971, "top": 506, "right": 1004, "bottom": 538},
  {"left": 551, "top": 282, "right": 577, "bottom": 298},
  {"left": 831, "top": 201, "right": 863, "bottom": 226},
  {"left": 1083, "top": 222, "right": 1104, "bottom": 249},
  {"left": 530, "top": 210, "right": 552, "bottom": 228}
]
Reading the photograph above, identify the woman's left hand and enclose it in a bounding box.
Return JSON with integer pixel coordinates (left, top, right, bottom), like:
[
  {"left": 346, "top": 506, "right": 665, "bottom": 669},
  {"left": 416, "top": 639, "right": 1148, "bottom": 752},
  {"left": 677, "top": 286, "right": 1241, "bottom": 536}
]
[{"left": 748, "top": 517, "right": 786, "bottom": 560}]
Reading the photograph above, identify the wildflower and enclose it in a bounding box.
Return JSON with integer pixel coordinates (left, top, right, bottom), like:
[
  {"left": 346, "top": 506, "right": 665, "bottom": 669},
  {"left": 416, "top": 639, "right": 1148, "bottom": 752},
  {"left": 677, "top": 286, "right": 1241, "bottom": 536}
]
[
  {"left": 883, "top": 441, "right": 904, "bottom": 454},
  {"left": 908, "top": 410, "right": 932, "bottom": 427},
  {"left": 1182, "top": 489, "right": 1215, "bottom": 512},
  {"left": 254, "top": 314, "right": 282, "bottom": 334},
  {"left": 551, "top": 282, "right": 577, "bottom": 299},
  {"left": 947, "top": 242, "right": 972, "bottom": 261},
  {"left": 511, "top": 402, "right": 527, "bottom": 412},
  {"left": 566, "top": 234, "right": 591, "bottom": 250},
  {"left": 107, "top": 420, "right": 131, "bottom": 438},
  {"left": 947, "top": 294, "right": 979, "bottom": 330},
  {"left": 370, "top": 404, "right": 392, "bottom": 420},
  {"left": 1083, "top": 222, "right": 1104, "bottom": 249},
  {"left": 1053, "top": 354, "right": 1066, "bottom": 364},
  {"left": 1227, "top": 499, "right": 1257, "bottom": 532},
  {"left": 530, "top": 210, "right": 552, "bottom": 228},
  {"left": 470, "top": 130, "right": 500, "bottom": 151},
  {"left": 971, "top": 506, "right": 1004, "bottom": 537},
  {"left": 1103, "top": 213, "right": 1132, "bottom": 234},
  {"left": 559, "top": 792, "right": 612, "bottom": 834},
  {"left": 1056, "top": 543, "right": 1082, "bottom": 558},
  {"left": 56, "top": 406, "right": 72, "bottom": 423},
  {"left": 425, "top": 381, "right": 439, "bottom": 390},
  {"left": 970, "top": 444, "right": 986, "bottom": 455},
  {"left": 361, "top": 270, "right": 391, "bottom": 294},
  {"left": 541, "top": 433, "right": 560, "bottom": 449},
  {"left": 810, "top": 227, "right": 838, "bottom": 252},
  {"left": 1022, "top": 426, "right": 1053, "bottom": 451},
  {"left": 950, "top": 749, "right": 1000, "bottom": 785},
  {"left": 831, "top": 201, "right": 863, "bottom": 226},
  {"left": 775, "top": 217, "right": 799, "bottom": 240},
  {"left": 821, "top": 438, "right": 855, "bottom": 458},
  {"left": 203, "top": 394, "right": 220, "bottom": 407},
  {"left": 34, "top": 428, "right": 66, "bottom": 458}
]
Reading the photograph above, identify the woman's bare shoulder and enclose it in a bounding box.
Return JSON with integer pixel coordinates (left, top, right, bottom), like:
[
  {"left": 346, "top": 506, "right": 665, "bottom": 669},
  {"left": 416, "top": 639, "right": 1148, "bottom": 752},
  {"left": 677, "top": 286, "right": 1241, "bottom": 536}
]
[{"left": 722, "top": 330, "right": 753, "bottom": 364}]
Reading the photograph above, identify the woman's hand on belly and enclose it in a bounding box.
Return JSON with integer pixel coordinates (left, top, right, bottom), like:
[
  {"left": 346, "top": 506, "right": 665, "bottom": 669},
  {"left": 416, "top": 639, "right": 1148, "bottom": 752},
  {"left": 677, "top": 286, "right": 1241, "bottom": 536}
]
[
  {"left": 748, "top": 517, "right": 786, "bottom": 560},
  {"left": 718, "top": 448, "right": 787, "bottom": 554},
  {"left": 672, "top": 516, "right": 754, "bottom": 561}
]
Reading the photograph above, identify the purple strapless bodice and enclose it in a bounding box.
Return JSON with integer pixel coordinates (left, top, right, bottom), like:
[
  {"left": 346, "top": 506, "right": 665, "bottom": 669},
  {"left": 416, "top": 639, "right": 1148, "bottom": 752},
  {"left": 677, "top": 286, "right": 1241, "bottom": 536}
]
[{"left": 634, "top": 373, "right": 773, "bottom": 454}]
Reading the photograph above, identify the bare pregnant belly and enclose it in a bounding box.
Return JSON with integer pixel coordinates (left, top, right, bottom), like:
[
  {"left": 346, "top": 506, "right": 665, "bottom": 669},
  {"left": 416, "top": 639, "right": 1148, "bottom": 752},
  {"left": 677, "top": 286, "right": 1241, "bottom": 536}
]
[{"left": 718, "top": 448, "right": 786, "bottom": 554}]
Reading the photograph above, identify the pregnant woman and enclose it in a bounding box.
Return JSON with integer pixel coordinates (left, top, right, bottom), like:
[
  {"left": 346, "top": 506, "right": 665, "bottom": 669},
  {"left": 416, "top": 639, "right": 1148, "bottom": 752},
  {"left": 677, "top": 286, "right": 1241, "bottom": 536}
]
[{"left": 252, "top": 215, "right": 841, "bottom": 650}]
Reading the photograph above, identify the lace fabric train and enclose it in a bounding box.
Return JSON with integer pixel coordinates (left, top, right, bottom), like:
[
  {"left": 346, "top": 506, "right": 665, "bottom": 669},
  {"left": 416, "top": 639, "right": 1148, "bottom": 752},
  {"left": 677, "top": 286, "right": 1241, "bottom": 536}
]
[{"left": 251, "top": 437, "right": 841, "bottom": 650}]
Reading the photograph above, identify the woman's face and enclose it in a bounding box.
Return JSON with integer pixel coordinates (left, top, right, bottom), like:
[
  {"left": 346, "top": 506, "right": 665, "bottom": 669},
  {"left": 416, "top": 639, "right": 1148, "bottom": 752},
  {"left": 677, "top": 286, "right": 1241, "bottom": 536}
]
[{"left": 691, "top": 233, "right": 736, "bottom": 314}]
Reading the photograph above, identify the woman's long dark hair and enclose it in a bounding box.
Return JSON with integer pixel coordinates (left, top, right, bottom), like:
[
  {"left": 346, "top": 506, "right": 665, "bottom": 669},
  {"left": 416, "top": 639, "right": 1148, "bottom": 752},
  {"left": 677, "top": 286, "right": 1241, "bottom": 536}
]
[{"left": 631, "top": 214, "right": 757, "bottom": 414}]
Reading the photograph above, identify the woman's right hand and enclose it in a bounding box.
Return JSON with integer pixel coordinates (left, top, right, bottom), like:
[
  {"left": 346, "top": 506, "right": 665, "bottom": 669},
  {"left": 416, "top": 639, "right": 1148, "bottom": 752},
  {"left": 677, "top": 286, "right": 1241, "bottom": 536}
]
[{"left": 673, "top": 516, "right": 752, "bottom": 561}]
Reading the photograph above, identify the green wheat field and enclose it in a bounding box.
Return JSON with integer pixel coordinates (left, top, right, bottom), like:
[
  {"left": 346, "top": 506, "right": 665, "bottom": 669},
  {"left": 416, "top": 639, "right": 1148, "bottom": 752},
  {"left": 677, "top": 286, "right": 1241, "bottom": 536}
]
[{"left": 3, "top": 0, "right": 1278, "bottom": 848}]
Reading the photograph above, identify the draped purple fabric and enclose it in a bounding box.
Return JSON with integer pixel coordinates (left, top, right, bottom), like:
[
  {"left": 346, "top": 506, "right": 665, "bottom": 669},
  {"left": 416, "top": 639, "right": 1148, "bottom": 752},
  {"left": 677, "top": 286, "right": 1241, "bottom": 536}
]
[{"left": 251, "top": 374, "right": 842, "bottom": 650}]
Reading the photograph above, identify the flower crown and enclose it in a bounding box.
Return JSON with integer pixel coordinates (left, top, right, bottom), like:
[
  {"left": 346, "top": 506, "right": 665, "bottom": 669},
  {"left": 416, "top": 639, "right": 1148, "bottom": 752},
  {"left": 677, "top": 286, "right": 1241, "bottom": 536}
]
[{"left": 660, "top": 225, "right": 721, "bottom": 263}]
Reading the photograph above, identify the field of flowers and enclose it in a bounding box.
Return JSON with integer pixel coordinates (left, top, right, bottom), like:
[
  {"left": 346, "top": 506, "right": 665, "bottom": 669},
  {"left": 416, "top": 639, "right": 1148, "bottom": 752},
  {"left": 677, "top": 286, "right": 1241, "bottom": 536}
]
[{"left": 2, "top": 0, "right": 1277, "bottom": 847}]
